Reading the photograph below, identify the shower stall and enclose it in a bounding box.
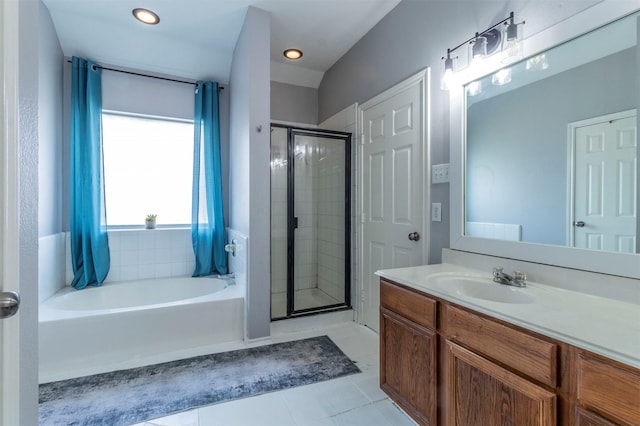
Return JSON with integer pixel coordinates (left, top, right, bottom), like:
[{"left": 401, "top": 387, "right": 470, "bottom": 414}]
[{"left": 270, "top": 125, "right": 352, "bottom": 319}]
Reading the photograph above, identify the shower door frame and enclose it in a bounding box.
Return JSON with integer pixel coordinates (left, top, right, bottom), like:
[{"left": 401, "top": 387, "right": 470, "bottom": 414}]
[{"left": 272, "top": 124, "right": 352, "bottom": 319}]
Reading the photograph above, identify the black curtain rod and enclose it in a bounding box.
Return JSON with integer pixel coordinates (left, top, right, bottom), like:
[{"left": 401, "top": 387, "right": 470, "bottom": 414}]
[{"left": 66, "top": 59, "right": 224, "bottom": 90}]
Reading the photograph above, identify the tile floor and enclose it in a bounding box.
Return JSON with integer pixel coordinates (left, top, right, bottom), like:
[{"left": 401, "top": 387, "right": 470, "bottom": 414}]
[{"left": 133, "top": 319, "right": 416, "bottom": 426}]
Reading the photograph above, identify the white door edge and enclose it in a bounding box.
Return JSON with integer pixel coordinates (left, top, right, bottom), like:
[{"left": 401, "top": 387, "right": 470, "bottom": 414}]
[
  {"left": 566, "top": 109, "right": 637, "bottom": 247},
  {"left": 1, "top": 0, "right": 24, "bottom": 423},
  {"left": 356, "top": 68, "right": 431, "bottom": 326}
]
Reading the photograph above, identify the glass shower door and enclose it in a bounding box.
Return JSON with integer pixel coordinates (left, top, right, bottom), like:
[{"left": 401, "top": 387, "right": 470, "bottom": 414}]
[
  {"left": 270, "top": 125, "right": 351, "bottom": 319},
  {"left": 290, "top": 130, "right": 350, "bottom": 315}
]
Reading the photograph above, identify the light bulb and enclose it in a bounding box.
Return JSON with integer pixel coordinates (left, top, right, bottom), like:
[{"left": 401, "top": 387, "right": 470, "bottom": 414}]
[
  {"left": 441, "top": 68, "right": 454, "bottom": 91},
  {"left": 441, "top": 54, "right": 455, "bottom": 91},
  {"left": 502, "top": 20, "right": 523, "bottom": 64},
  {"left": 470, "top": 35, "right": 487, "bottom": 66}
]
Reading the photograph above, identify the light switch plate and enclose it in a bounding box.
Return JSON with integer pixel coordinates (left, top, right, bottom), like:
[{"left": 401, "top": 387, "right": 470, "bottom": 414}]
[
  {"left": 432, "top": 202, "right": 442, "bottom": 222},
  {"left": 432, "top": 163, "right": 450, "bottom": 184}
]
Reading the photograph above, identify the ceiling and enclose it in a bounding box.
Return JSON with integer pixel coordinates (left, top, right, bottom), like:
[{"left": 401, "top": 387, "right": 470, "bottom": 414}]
[{"left": 43, "top": 0, "right": 402, "bottom": 87}]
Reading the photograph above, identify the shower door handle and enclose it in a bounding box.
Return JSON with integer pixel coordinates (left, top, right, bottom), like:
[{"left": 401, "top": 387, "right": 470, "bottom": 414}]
[
  {"left": 0, "top": 291, "right": 20, "bottom": 319},
  {"left": 293, "top": 217, "right": 299, "bottom": 229}
]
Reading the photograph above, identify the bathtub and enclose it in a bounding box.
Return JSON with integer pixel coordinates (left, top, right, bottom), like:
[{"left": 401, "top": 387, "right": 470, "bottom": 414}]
[{"left": 39, "top": 276, "right": 244, "bottom": 383}]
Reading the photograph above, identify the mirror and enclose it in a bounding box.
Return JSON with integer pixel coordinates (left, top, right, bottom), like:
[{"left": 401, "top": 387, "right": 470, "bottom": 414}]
[{"left": 450, "top": 3, "right": 640, "bottom": 279}]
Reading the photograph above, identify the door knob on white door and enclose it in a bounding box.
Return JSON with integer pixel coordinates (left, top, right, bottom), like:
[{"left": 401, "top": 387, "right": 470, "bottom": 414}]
[
  {"left": 408, "top": 232, "right": 420, "bottom": 241},
  {"left": 0, "top": 291, "right": 20, "bottom": 319},
  {"left": 573, "top": 221, "right": 586, "bottom": 227}
]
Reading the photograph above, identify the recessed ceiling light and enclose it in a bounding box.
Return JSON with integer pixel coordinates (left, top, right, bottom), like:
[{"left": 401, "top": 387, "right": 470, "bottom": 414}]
[
  {"left": 132, "top": 8, "right": 160, "bottom": 25},
  {"left": 283, "top": 49, "right": 303, "bottom": 60}
]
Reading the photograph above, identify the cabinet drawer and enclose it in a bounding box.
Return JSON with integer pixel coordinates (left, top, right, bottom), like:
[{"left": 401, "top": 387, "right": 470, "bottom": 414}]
[
  {"left": 577, "top": 353, "right": 640, "bottom": 426},
  {"left": 380, "top": 279, "right": 436, "bottom": 329},
  {"left": 442, "top": 304, "right": 557, "bottom": 387}
]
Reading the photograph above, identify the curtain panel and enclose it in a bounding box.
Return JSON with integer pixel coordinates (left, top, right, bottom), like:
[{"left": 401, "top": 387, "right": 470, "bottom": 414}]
[
  {"left": 192, "top": 81, "right": 227, "bottom": 276},
  {"left": 69, "top": 57, "right": 110, "bottom": 289}
]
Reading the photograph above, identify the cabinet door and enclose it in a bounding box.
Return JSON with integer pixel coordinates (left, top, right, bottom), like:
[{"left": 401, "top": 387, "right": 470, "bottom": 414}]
[
  {"left": 380, "top": 307, "right": 437, "bottom": 426},
  {"left": 445, "top": 341, "right": 556, "bottom": 426},
  {"left": 575, "top": 408, "right": 618, "bottom": 426}
]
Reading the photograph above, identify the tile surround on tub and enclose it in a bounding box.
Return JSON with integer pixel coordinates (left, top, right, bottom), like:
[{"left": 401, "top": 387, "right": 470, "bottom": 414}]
[
  {"left": 65, "top": 228, "right": 196, "bottom": 285},
  {"left": 38, "top": 233, "right": 67, "bottom": 302}
]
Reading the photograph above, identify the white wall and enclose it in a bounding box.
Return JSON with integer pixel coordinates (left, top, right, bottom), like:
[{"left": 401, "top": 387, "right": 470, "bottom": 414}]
[
  {"left": 37, "top": 3, "right": 66, "bottom": 303},
  {"left": 38, "top": 3, "right": 63, "bottom": 238},
  {"left": 229, "top": 6, "right": 271, "bottom": 340}
]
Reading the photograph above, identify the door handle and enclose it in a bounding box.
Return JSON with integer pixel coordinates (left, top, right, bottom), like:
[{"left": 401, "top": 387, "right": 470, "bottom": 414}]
[
  {"left": 573, "top": 221, "right": 586, "bottom": 228},
  {"left": 408, "top": 232, "right": 420, "bottom": 241},
  {"left": 0, "top": 291, "right": 20, "bottom": 319}
]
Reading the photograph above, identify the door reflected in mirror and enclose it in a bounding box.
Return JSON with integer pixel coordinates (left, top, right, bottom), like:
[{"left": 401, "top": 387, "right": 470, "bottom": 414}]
[{"left": 464, "top": 11, "right": 638, "bottom": 254}]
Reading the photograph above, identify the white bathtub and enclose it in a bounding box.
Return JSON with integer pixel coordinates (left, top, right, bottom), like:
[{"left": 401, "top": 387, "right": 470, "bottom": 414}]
[{"left": 39, "top": 277, "right": 244, "bottom": 383}]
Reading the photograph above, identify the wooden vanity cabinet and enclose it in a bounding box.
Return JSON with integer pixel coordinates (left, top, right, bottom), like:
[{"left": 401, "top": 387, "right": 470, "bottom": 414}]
[
  {"left": 575, "top": 352, "right": 640, "bottom": 426},
  {"left": 380, "top": 278, "right": 640, "bottom": 426},
  {"left": 380, "top": 279, "right": 438, "bottom": 425},
  {"left": 444, "top": 340, "right": 556, "bottom": 426},
  {"left": 442, "top": 304, "right": 558, "bottom": 426}
]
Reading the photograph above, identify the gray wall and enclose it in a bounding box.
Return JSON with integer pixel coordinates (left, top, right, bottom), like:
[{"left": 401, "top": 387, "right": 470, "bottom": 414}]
[
  {"left": 38, "top": 4, "right": 63, "bottom": 237},
  {"left": 271, "top": 81, "right": 318, "bottom": 125},
  {"left": 467, "top": 48, "right": 636, "bottom": 245},
  {"left": 229, "top": 7, "right": 271, "bottom": 340},
  {"left": 318, "top": 0, "right": 603, "bottom": 263}
]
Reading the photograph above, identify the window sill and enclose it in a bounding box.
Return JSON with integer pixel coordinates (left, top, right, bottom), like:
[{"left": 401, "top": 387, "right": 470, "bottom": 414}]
[{"left": 107, "top": 226, "right": 191, "bottom": 232}]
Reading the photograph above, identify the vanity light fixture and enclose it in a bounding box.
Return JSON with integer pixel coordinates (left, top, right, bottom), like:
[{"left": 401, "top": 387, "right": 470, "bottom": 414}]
[
  {"left": 470, "top": 33, "right": 488, "bottom": 65},
  {"left": 441, "top": 11, "right": 524, "bottom": 91},
  {"left": 283, "top": 49, "right": 303, "bottom": 60},
  {"left": 441, "top": 49, "right": 456, "bottom": 90},
  {"left": 132, "top": 8, "right": 160, "bottom": 25},
  {"left": 502, "top": 12, "right": 525, "bottom": 64}
]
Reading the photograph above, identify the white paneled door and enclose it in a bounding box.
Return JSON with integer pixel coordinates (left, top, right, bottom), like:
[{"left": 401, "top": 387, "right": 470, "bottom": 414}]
[
  {"left": 360, "top": 70, "right": 429, "bottom": 332},
  {"left": 572, "top": 111, "right": 637, "bottom": 253},
  {"left": 1, "top": 0, "right": 38, "bottom": 423}
]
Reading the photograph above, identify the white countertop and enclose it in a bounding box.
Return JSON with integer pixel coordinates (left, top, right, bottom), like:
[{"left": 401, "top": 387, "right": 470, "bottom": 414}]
[{"left": 376, "top": 263, "right": 640, "bottom": 369}]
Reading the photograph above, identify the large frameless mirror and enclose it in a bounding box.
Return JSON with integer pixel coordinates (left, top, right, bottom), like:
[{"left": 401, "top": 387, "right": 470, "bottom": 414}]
[{"left": 450, "top": 3, "right": 640, "bottom": 278}]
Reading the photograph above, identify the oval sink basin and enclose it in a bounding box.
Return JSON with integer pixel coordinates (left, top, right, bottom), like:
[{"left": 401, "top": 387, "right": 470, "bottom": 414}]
[{"left": 430, "top": 275, "right": 535, "bottom": 304}]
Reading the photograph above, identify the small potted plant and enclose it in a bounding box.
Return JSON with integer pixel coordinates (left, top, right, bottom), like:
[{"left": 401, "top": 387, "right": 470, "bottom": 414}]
[{"left": 145, "top": 214, "right": 157, "bottom": 229}]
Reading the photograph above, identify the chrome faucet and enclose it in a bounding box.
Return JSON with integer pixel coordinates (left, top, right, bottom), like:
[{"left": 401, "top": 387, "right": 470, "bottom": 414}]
[{"left": 492, "top": 267, "right": 527, "bottom": 287}]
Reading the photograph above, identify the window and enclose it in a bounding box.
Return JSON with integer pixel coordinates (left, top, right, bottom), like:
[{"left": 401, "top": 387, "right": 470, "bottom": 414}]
[{"left": 102, "top": 111, "right": 193, "bottom": 226}]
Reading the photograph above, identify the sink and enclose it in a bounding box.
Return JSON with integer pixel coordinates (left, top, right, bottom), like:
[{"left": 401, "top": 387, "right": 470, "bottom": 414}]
[{"left": 430, "top": 275, "right": 536, "bottom": 304}]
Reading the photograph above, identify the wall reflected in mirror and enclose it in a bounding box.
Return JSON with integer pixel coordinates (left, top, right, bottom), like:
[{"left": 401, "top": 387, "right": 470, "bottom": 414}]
[{"left": 464, "top": 11, "right": 638, "bottom": 254}]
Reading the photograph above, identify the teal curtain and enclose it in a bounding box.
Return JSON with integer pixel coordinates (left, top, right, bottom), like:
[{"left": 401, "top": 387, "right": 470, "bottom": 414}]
[
  {"left": 70, "top": 57, "right": 110, "bottom": 289},
  {"left": 192, "top": 81, "right": 227, "bottom": 276}
]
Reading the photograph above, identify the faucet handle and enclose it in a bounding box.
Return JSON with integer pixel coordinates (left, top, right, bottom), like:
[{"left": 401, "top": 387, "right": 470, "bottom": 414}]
[
  {"left": 513, "top": 271, "right": 527, "bottom": 282},
  {"left": 492, "top": 266, "right": 504, "bottom": 274}
]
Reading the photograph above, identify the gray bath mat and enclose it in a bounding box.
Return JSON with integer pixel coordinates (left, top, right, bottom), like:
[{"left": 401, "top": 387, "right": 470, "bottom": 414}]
[{"left": 39, "top": 335, "right": 360, "bottom": 426}]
